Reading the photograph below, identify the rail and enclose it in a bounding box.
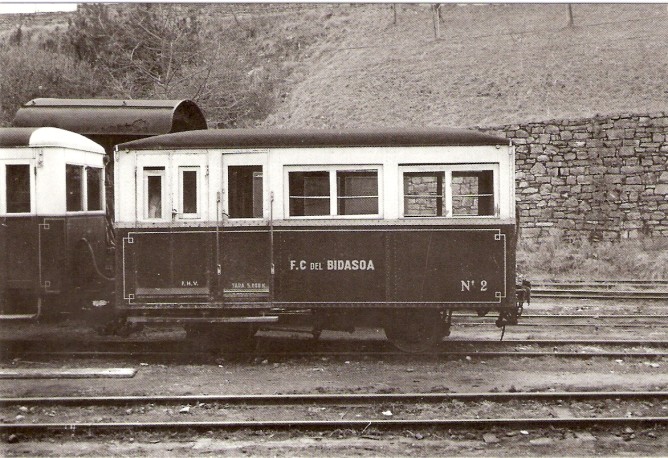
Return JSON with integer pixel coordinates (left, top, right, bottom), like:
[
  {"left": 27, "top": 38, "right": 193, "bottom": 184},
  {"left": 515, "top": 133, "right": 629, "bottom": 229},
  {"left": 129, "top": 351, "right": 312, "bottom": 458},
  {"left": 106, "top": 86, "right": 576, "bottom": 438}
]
[
  {"left": 531, "top": 279, "right": 668, "bottom": 300},
  {"left": 2, "top": 390, "right": 667, "bottom": 434}
]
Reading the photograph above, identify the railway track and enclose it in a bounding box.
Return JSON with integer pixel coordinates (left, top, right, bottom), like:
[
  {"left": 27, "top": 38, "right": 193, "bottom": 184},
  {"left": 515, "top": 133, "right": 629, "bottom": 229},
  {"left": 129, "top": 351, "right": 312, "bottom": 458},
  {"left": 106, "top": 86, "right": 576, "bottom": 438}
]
[
  {"left": 2, "top": 391, "right": 667, "bottom": 435},
  {"left": 532, "top": 280, "right": 668, "bottom": 300},
  {"left": 2, "top": 337, "right": 668, "bottom": 360}
]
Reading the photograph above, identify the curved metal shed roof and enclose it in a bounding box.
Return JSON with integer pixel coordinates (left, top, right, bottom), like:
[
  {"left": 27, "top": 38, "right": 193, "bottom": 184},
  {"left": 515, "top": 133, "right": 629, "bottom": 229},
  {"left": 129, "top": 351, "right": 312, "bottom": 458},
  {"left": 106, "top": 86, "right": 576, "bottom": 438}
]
[
  {"left": 13, "top": 98, "right": 207, "bottom": 136},
  {"left": 0, "top": 127, "right": 105, "bottom": 153},
  {"left": 116, "top": 128, "right": 509, "bottom": 151}
]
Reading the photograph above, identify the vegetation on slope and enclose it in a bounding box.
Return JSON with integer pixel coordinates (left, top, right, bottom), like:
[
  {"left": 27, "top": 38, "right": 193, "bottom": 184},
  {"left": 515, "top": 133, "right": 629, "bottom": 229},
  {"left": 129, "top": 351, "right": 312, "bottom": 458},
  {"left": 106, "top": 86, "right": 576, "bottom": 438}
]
[
  {"left": 1, "top": 3, "right": 666, "bottom": 130},
  {"left": 264, "top": 3, "right": 668, "bottom": 129},
  {"left": 0, "top": 3, "right": 338, "bottom": 126}
]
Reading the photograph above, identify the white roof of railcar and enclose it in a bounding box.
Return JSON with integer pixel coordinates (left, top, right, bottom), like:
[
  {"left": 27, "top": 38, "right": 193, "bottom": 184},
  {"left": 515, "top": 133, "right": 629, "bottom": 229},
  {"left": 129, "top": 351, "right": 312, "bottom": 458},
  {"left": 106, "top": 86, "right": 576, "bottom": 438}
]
[{"left": 0, "top": 127, "right": 105, "bottom": 154}]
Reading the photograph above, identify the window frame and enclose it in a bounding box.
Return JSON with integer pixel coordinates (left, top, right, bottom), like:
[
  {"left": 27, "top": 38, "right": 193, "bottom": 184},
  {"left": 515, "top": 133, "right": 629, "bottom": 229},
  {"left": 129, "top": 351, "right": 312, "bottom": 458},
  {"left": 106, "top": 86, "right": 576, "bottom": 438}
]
[
  {"left": 65, "top": 164, "right": 85, "bottom": 213},
  {"left": 177, "top": 166, "right": 201, "bottom": 219},
  {"left": 142, "top": 166, "right": 167, "bottom": 221},
  {"left": 399, "top": 163, "right": 499, "bottom": 219},
  {"left": 66, "top": 163, "right": 105, "bottom": 214},
  {"left": 227, "top": 165, "right": 265, "bottom": 220},
  {"left": 3, "top": 162, "right": 33, "bottom": 215},
  {"left": 284, "top": 165, "right": 382, "bottom": 219},
  {"left": 85, "top": 166, "right": 104, "bottom": 212},
  {"left": 222, "top": 152, "right": 267, "bottom": 222}
]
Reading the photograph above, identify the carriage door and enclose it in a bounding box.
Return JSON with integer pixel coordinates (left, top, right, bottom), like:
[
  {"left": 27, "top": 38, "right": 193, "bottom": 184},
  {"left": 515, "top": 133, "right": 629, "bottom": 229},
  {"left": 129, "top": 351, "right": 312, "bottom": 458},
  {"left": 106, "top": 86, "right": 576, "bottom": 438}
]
[
  {"left": 132, "top": 153, "right": 211, "bottom": 300},
  {"left": 220, "top": 152, "right": 271, "bottom": 302}
]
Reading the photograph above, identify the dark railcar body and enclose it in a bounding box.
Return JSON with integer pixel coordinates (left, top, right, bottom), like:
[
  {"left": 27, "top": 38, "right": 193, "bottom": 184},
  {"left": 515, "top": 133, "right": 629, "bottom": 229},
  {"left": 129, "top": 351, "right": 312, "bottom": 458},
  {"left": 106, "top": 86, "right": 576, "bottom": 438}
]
[{"left": 116, "top": 224, "right": 515, "bottom": 311}]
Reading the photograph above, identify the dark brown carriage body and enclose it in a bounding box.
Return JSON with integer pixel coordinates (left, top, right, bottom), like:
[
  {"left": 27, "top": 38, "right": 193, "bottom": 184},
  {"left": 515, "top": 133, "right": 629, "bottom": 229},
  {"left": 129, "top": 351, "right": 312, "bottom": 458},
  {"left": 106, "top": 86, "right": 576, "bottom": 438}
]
[
  {"left": 116, "top": 223, "right": 516, "bottom": 316},
  {"left": 0, "top": 214, "right": 108, "bottom": 315}
]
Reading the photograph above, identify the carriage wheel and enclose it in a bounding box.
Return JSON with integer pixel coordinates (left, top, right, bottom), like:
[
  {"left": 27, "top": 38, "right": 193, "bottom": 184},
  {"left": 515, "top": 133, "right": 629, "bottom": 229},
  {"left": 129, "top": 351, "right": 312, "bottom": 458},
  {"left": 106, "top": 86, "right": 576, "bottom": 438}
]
[{"left": 383, "top": 309, "right": 447, "bottom": 353}]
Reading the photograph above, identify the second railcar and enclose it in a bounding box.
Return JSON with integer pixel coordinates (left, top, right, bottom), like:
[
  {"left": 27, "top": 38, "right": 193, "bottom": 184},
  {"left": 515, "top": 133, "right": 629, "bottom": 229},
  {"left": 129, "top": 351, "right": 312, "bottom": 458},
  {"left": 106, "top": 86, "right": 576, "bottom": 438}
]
[
  {"left": 0, "top": 127, "right": 109, "bottom": 319},
  {"left": 113, "top": 128, "right": 526, "bottom": 351}
]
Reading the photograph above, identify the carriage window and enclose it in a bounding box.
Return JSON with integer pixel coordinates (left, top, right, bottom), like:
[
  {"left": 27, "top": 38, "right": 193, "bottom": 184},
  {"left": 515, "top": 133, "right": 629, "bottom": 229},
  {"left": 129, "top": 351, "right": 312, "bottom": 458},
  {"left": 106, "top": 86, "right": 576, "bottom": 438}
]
[
  {"left": 86, "top": 167, "right": 103, "bottom": 211},
  {"left": 6, "top": 164, "right": 31, "bottom": 213},
  {"left": 228, "top": 166, "right": 263, "bottom": 218},
  {"left": 180, "top": 167, "right": 198, "bottom": 216},
  {"left": 337, "top": 170, "right": 378, "bottom": 215},
  {"left": 144, "top": 167, "right": 165, "bottom": 219},
  {"left": 66, "top": 165, "right": 84, "bottom": 212},
  {"left": 403, "top": 172, "right": 445, "bottom": 217},
  {"left": 451, "top": 170, "right": 494, "bottom": 216},
  {"left": 289, "top": 171, "right": 330, "bottom": 216}
]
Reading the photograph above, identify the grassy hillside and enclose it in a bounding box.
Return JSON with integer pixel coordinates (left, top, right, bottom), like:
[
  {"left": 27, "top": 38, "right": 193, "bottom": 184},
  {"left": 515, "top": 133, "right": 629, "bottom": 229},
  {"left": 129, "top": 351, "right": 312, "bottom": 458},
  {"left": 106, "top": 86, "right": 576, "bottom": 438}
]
[
  {"left": 262, "top": 3, "right": 668, "bottom": 129},
  {"left": 1, "top": 4, "right": 666, "bottom": 129}
]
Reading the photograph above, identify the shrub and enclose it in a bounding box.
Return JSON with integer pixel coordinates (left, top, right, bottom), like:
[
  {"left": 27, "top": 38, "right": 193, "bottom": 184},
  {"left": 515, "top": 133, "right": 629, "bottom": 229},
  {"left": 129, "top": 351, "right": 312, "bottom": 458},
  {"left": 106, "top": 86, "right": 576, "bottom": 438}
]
[{"left": 0, "top": 44, "right": 102, "bottom": 124}]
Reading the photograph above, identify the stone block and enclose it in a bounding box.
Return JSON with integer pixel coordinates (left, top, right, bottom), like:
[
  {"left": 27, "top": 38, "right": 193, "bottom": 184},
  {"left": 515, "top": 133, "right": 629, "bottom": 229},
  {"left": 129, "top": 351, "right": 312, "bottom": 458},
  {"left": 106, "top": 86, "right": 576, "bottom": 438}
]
[
  {"left": 560, "top": 131, "right": 573, "bottom": 141},
  {"left": 607, "top": 129, "right": 625, "bottom": 140},
  {"left": 619, "top": 146, "right": 636, "bottom": 156},
  {"left": 604, "top": 175, "right": 623, "bottom": 184},
  {"left": 564, "top": 196, "right": 579, "bottom": 207},
  {"left": 530, "top": 163, "right": 546, "bottom": 175},
  {"left": 620, "top": 166, "right": 643, "bottom": 174}
]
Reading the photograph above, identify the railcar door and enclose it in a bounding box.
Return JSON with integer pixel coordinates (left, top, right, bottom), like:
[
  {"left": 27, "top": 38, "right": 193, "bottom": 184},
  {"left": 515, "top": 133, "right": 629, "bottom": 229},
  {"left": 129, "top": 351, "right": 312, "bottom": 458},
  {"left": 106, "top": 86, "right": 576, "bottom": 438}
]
[
  {"left": 130, "top": 153, "right": 212, "bottom": 301},
  {"left": 219, "top": 152, "right": 271, "bottom": 303}
]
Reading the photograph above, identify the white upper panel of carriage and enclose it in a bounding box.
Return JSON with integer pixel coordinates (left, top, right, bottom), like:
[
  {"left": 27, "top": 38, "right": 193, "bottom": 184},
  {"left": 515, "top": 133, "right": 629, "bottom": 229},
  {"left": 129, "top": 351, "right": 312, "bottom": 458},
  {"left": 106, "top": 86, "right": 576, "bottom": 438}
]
[
  {"left": 114, "top": 140, "right": 515, "bottom": 225},
  {"left": 0, "top": 127, "right": 106, "bottom": 216}
]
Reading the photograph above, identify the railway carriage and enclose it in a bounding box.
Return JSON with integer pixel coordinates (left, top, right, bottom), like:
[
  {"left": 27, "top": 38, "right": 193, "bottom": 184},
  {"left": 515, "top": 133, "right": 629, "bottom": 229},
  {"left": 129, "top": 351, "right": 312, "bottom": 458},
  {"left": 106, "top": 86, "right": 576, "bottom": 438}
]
[
  {"left": 113, "top": 128, "right": 527, "bottom": 351},
  {"left": 0, "top": 127, "right": 109, "bottom": 319}
]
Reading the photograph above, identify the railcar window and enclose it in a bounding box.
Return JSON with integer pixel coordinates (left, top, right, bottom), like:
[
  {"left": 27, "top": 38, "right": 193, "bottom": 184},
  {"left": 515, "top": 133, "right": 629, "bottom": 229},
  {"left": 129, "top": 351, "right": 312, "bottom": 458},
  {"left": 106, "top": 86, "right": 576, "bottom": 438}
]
[
  {"left": 66, "top": 165, "right": 84, "bottom": 212},
  {"left": 180, "top": 167, "right": 198, "bottom": 215},
  {"left": 451, "top": 171, "right": 494, "bottom": 216},
  {"left": 86, "top": 167, "right": 103, "bottom": 211},
  {"left": 403, "top": 172, "right": 445, "bottom": 217},
  {"left": 228, "top": 166, "right": 263, "bottom": 218},
  {"left": 144, "top": 167, "right": 165, "bottom": 219},
  {"left": 5, "top": 164, "right": 31, "bottom": 213},
  {"left": 289, "top": 171, "right": 330, "bottom": 216},
  {"left": 336, "top": 170, "right": 378, "bottom": 215}
]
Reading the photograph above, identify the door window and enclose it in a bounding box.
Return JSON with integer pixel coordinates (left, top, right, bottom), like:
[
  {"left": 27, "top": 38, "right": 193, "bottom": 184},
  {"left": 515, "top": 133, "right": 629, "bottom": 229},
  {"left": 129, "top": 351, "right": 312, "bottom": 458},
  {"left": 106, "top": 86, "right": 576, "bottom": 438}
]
[{"left": 228, "top": 165, "right": 263, "bottom": 218}]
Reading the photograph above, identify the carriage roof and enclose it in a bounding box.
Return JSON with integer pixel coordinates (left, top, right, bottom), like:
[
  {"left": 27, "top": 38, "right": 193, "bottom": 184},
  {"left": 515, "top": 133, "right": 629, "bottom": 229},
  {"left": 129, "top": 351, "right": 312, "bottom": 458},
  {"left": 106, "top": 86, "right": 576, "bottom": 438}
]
[
  {"left": 13, "top": 98, "right": 207, "bottom": 137},
  {"left": 0, "top": 127, "right": 105, "bottom": 154},
  {"left": 116, "top": 128, "right": 510, "bottom": 151}
]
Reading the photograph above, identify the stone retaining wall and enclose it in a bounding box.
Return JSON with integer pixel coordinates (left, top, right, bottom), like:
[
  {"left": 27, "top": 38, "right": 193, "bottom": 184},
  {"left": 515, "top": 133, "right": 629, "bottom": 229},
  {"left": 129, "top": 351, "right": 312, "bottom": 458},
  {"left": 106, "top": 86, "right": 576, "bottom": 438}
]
[{"left": 483, "top": 112, "right": 668, "bottom": 240}]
